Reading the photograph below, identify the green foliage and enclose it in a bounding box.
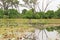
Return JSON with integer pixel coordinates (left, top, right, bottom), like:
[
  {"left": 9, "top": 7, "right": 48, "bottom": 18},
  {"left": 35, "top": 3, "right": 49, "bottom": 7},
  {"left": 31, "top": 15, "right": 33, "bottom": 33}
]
[
  {"left": 38, "top": 12, "right": 45, "bottom": 19},
  {"left": 45, "top": 10, "right": 55, "bottom": 19},
  {"left": 0, "top": 9, "right": 4, "bottom": 18},
  {"left": 34, "top": 12, "right": 45, "bottom": 19},
  {"left": 46, "top": 26, "right": 60, "bottom": 32},
  {"left": 0, "top": 8, "right": 60, "bottom": 19},
  {"left": 7, "top": 9, "right": 21, "bottom": 18},
  {"left": 46, "top": 27, "right": 54, "bottom": 31},
  {"left": 22, "top": 9, "right": 27, "bottom": 14},
  {"left": 0, "top": 0, "right": 20, "bottom": 18},
  {"left": 0, "top": 0, "right": 60, "bottom": 19},
  {"left": 34, "top": 12, "right": 40, "bottom": 19},
  {"left": 21, "top": 9, "right": 34, "bottom": 19},
  {"left": 55, "top": 8, "right": 60, "bottom": 19},
  {"left": 0, "top": 9, "right": 21, "bottom": 18}
]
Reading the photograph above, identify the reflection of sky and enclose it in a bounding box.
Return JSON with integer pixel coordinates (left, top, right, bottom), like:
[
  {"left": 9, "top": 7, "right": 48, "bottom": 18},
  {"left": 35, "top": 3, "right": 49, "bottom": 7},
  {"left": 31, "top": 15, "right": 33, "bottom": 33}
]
[
  {"left": 19, "top": 0, "right": 60, "bottom": 12},
  {"left": 35, "top": 29, "right": 59, "bottom": 40}
]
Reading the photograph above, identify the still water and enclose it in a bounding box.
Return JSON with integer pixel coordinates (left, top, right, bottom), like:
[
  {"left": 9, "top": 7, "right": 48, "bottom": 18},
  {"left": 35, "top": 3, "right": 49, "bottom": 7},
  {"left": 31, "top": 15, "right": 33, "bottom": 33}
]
[
  {"left": 24, "top": 29, "right": 60, "bottom": 40},
  {"left": 0, "top": 29, "right": 60, "bottom": 40},
  {"left": 34, "top": 29, "right": 60, "bottom": 40}
]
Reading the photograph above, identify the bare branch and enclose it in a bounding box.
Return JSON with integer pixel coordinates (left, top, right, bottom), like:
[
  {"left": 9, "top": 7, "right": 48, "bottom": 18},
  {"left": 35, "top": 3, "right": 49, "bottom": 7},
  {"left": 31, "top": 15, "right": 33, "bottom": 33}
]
[
  {"left": 42, "top": 0, "right": 44, "bottom": 11},
  {"left": 38, "top": 5, "right": 41, "bottom": 12},
  {"left": 44, "top": 0, "right": 53, "bottom": 12},
  {"left": 22, "top": 0, "right": 38, "bottom": 13}
]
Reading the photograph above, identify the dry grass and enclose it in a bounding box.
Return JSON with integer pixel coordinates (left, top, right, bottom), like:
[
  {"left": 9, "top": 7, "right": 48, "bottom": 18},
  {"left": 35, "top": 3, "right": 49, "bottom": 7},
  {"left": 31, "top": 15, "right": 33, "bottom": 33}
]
[{"left": 0, "top": 19, "right": 60, "bottom": 34}]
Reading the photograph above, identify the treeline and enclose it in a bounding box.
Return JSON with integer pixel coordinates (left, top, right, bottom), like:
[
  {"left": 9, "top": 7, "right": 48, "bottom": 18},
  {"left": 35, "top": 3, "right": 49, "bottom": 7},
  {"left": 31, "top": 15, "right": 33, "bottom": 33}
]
[
  {"left": 21, "top": 8, "right": 60, "bottom": 19},
  {"left": 0, "top": 8, "right": 60, "bottom": 19}
]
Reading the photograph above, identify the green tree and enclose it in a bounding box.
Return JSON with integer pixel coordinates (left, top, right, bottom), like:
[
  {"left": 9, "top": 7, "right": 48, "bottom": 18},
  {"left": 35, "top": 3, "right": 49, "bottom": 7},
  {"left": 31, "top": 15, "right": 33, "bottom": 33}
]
[
  {"left": 22, "top": 0, "right": 38, "bottom": 13},
  {"left": 0, "top": 0, "right": 19, "bottom": 18},
  {"left": 21, "top": 9, "right": 34, "bottom": 19},
  {"left": 38, "top": 12, "right": 45, "bottom": 19},
  {"left": 22, "top": 9, "right": 27, "bottom": 14},
  {"left": 0, "top": 0, "right": 19, "bottom": 10},
  {"left": 55, "top": 8, "right": 60, "bottom": 19},
  {"left": 7, "top": 9, "right": 20, "bottom": 18},
  {"left": 0, "top": 9, "right": 4, "bottom": 18},
  {"left": 34, "top": 12, "right": 40, "bottom": 19},
  {"left": 45, "top": 10, "right": 55, "bottom": 19}
]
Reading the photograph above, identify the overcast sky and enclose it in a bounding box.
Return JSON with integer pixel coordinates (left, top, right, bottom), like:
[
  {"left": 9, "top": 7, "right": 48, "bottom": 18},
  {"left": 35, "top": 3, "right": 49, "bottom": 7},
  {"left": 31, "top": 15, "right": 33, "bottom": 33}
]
[
  {"left": 19, "top": 0, "right": 60, "bottom": 12},
  {"left": 47, "top": 0, "right": 60, "bottom": 11}
]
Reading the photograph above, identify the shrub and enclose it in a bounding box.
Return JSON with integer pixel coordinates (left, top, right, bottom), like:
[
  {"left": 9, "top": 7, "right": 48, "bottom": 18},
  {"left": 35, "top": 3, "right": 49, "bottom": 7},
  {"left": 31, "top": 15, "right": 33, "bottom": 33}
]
[
  {"left": 0, "top": 9, "right": 4, "bottom": 18},
  {"left": 7, "top": 9, "right": 21, "bottom": 18}
]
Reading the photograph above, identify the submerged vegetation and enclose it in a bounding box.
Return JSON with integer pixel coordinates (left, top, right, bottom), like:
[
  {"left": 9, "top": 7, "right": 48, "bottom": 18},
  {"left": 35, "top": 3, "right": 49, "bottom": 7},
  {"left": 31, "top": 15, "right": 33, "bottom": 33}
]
[{"left": 46, "top": 26, "right": 60, "bottom": 32}]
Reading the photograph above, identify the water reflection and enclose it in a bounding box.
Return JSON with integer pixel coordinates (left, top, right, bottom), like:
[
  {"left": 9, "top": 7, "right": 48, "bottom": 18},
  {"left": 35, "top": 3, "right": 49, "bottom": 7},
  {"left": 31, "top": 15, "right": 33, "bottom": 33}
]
[
  {"left": 24, "top": 29, "right": 60, "bottom": 40},
  {"left": 34, "top": 29, "right": 60, "bottom": 40},
  {"left": 0, "top": 29, "right": 60, "bottom": 40}
]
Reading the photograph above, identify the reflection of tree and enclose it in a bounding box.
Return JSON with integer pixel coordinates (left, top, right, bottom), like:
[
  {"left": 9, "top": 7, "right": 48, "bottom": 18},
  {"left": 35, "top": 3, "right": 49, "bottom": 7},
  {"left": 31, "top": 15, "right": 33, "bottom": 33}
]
[{"left": 28, "top": 20, "right": 49, "bottom": 40}]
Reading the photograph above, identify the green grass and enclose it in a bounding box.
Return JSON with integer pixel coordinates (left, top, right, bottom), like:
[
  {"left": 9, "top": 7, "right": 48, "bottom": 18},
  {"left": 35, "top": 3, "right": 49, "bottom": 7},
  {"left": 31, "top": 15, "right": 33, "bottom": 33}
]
[{"left": 0, "top": 19, "right": 60, "bottom": 23}]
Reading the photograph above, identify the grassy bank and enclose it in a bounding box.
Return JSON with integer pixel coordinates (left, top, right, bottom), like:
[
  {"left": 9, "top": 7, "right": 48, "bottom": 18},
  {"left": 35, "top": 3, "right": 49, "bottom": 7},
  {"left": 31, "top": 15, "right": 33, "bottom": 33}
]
[{"left": 0, "top": 19, "right": 60, "bottom": 34}]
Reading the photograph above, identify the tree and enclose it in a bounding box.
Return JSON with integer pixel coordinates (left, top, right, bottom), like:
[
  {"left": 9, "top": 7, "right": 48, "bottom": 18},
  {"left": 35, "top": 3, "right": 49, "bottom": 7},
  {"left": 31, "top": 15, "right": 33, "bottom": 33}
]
[
  {"left": 34, "top": 12, "right": 45, "bottom": 19},
  {"left": 22, "top": 9, "right": 27, "bottom": 14},
  {"left": 34, "top": 12, "right": 40, "bottom": 19},
  {"left": 38, "top": 12, "right": 45, "bottom": 19},
  {"left": 0, "top": 0, "right": 19, "bottom": 10},
  {"left": 22, "top": 0, "right": 53, "bottom": 12},
  {"left": 38, "top": 0, "right": 53, "bottom": 12},
  {"left": 7, "top": 9, "right": 20, "bottom": 18},
  {"left": 21, "top": 9, "right": 34, "bottom": 19},
  {"left": 55, "top": 8, "right": 60, "bottom": 19},
  {"left": 0, "top": 0, "right": 19, "bottom": 17},
  {"left": 22, "top": 0, "right": 39, "bottom": 13},
  {"left": 45, "top": 10, "right": 55, "bottom": 19},
  {"left": 0, "top": 9, "right": 4, "bottom": 18}
]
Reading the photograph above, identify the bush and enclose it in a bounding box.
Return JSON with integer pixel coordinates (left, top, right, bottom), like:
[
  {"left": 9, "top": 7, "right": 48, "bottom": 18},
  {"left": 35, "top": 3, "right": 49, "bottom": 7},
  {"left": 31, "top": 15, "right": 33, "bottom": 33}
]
[
  {"left": 21, "top": 9, "right": 34, "bottom": 19},
  {"left": 7, "top": 9, "right": 21, "bottom": 18},
  {"left": 0, "top": 9, "right": 4, "bottom": 18},
  {"left": 55, "top": 8, "right": 60, "bottom": 19},
  {"left": 45, "top": 10, "right": 55, "bottom": 19},
  {"left": 38, "top": 12, "right": 45, "bottom": 19}
]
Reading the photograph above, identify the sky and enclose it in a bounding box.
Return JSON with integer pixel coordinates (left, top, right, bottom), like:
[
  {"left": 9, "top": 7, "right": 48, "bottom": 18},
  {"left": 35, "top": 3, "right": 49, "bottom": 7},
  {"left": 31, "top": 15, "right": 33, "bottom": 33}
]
[
  {"left": 47, "top": 0, "right": 60, "bottom": 11},
  {"left": 19, "top": 0, "right": 60, "bottom": 12}
]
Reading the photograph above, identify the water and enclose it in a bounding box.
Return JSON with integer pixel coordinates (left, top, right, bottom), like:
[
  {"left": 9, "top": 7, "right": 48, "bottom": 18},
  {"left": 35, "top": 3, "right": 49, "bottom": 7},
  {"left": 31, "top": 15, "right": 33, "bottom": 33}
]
[
  {"left": 0, "top": 29, "right": 60, "bottom": 40},
  {"left": 24, "top": 29, "right": 60, "bottom": 40},
  {"left": 33, "top": 29, "right": 60, "bottom": 40}
]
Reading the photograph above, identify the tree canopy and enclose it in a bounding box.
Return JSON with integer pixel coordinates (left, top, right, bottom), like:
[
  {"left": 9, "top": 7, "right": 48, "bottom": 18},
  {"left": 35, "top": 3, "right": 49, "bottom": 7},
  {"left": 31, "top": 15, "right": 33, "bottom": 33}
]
[{"left": 0, "top": 0, "right": 60, "bottom": 19}]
